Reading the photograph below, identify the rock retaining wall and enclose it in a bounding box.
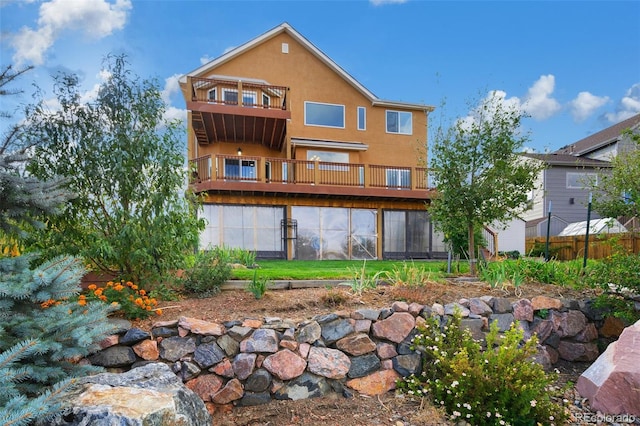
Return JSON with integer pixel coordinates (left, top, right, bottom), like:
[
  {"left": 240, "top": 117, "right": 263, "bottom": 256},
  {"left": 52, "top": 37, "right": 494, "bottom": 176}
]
[{"left": 88, "top": 295, "right": 623, "bottom": 412}]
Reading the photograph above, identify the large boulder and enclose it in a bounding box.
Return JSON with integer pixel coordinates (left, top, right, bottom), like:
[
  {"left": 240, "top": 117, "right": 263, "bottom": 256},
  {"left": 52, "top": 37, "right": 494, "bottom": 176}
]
[
  {"left": 576, "top": 320, "right": 640, "bottom": 416},
  {"left": 41, "top": 363, "right": 211, "bottom": 426}
]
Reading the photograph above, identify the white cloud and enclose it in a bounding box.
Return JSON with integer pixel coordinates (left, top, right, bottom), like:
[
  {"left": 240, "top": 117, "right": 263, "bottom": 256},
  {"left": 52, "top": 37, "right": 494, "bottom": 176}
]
[
  {"left": 163, "top": 105, "right": 187, "bottom": 124},
  {"left": 522, "top": 75, "right": 561, "bottom": 120},
  {"left": 569, "top": 91, "right": 610, "bottom": 122},
  {"left": 605, "top": 83, "right": 640, "bottom": 123},
  {"left": 10, "top": 0, "right": 132, "bottom": 65},
  {"left": 223, "top": 45, "right": 237, "bottom": 54},
  {"left": 370, "top": 0, "right": 408, "bottom": 5},
  {"left": 199, "top": 55, "right": 212, "bottom": 65},
  {"left": 458, "top": 90, "right": 523, "bottom": 132},
  {"left": 161, "top": 73, "right": 182, "bottom": 104}
]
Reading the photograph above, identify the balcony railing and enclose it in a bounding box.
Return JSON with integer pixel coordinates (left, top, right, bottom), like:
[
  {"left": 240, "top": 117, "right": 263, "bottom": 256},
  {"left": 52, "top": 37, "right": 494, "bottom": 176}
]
[
  {"left": 189, "top": 77, "right": 288, "bottom": 110},
  {"left": 189, "top": 154, "right": 435, "bottom": 192}
]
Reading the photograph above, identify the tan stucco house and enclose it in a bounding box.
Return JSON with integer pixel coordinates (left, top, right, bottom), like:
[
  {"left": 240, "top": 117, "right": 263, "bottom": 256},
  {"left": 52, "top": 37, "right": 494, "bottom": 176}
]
[{"left": 179, "top": 23, "right": 446, "bottom": 260}]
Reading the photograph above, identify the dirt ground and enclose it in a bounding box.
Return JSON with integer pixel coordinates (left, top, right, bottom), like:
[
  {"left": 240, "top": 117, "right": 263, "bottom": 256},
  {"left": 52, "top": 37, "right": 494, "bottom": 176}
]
[{"left": 133, "top": 279, "right": 597, "bottom": 426}]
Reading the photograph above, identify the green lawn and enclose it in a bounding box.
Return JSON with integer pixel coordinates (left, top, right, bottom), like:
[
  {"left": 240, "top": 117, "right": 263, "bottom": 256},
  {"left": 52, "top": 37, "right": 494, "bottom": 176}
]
[{"left": 230, "top": 259, "right": 455, "bottom": 280}]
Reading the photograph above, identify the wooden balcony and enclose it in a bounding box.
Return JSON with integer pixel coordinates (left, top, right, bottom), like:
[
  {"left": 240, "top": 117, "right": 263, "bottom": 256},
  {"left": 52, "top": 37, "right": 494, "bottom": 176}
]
[
  {"left": 186, "top": 76, "right": 291, "bottom": 151},
  {"left": 189, "top": 154, "right": 436, "bottom": 201}
]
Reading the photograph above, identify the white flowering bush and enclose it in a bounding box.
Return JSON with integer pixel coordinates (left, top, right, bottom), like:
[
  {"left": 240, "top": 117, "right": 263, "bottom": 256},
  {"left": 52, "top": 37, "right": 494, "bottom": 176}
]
[{"left": 397, "top": 312, "right": 568, "bottom": 425}]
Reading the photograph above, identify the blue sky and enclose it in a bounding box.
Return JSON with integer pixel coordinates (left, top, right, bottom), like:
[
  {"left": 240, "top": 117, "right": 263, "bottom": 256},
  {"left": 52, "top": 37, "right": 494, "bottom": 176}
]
[{"left": 2, "top": 0, "right": 639, "bottom": 154}]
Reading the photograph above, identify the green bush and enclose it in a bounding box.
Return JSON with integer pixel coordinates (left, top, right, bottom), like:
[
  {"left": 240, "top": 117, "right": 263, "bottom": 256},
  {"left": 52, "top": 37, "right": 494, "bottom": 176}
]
[
  {"left": 182, "top": 248, "right": 232, "bottom": 297},
  {"left": 398, "top": 313, "right": 568, "bottom": 425},
  {"left": 348, "top": 260, "right": 385, "bottom": 295},
  {"left": 583, "top": 248, "right": 640, "bottom": 322}
]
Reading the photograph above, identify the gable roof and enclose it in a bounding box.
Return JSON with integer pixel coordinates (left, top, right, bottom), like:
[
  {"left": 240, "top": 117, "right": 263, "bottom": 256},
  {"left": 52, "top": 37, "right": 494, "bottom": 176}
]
[
  {"left": 180, "top": 22, "right": 434, "bottom": 112},
  {"left": 553, "top": 113, "right": 640, "bottom": 156},
  {"left": 521, "top": 153, "right": 612, "bottom": 167}
]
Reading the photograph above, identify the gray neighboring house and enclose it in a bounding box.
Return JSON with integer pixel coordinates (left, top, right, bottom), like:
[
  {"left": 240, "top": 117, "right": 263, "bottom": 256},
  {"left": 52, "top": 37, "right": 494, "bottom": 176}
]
[
  {"left": 521, "top": 113, "right": 640, "bottom": 238},
  {"left": 521, "top": 153, "right": 612, "bottom": 237}
]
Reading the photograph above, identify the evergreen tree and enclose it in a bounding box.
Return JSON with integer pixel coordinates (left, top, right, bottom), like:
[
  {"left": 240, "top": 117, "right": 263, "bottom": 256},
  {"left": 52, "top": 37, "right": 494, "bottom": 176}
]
[{"left": 0, "top": 65, "right": 117, "bottom": 426}]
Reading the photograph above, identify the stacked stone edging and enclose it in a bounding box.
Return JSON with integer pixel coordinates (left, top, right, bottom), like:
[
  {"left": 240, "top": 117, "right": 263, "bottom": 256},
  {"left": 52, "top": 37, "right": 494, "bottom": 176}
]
[{"left": 88, "top": 295, "right": 622, "bottom": 412}]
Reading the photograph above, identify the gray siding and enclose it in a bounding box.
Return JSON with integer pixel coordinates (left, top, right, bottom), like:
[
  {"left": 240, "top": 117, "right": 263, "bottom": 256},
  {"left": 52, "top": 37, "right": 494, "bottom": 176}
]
[{"left": 544, "top": 166, "right": 602, "bottom": 234}]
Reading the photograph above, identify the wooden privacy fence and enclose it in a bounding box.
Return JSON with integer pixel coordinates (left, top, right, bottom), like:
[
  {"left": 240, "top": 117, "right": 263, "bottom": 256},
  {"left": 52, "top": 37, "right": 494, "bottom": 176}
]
[{"left": 525, "top": 233, "right": 640, "bottom": 261}]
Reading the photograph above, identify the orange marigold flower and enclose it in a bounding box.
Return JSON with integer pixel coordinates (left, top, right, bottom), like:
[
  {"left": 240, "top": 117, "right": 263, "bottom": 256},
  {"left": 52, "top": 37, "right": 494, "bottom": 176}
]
[
  {"left": 87, "top": 284, "right": 97, "bottom": 291},
  {"left": 114, "top": 284, "right": 124, "bottom": 291},
  {"left": 146, "top": 306, "right": 152, "bottom": 311},
  {"left": 149, "top": 298, "right": 157, "bottom": 305},
  {"left": 106, "top": 281, "right": 114, "bottom": 287},
  {"left": 78, "top": 299, "right": 87, "bottom": 306},
  {"left": 111, "top": 301, "right": 119, "bottom": 307},
  {"left": 134, "top": 298, "right": 144, "bottom": 307},
  {"left": 155, "top": 309, "right": 163, "bottom": 315},
  {"left": 138, "top": 289, "right": 146, "bottom": 296},
  {"left": 99, "top": 295, "right": 107, "bottom": 302},
  {"left": 126, "top": 281, "right": 133, "bottom": 287},
  {"left": 94, "top": 288, "right": 103, "bottom": 296},
  {"left": 78, "top": 294, "right": 86, "bottom": 300},
  {"left": 131, "top": 284, "right": 138, "bottom": 290}
]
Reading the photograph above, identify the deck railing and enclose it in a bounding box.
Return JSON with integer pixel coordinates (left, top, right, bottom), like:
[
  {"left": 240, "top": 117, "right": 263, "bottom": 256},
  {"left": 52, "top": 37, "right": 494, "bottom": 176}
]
[
  {"left": 189, "top": 154, "right": 434, "bottom": 192},
  {"left": 189, "top": 77, "right": 288, "bottom": 110}
]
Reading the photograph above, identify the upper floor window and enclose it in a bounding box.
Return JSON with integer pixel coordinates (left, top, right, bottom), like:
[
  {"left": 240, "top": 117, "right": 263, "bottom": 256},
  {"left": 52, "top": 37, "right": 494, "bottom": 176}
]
[
  {"left": 207, "top": 88, "right": 216, "bottom": 102},
  {"left": 222, "top": 89, "right": 257, "bottom": 107},
  {"left": 357, "top": 107, "right": 366, "bottom": 131},
  {"left": 304, "top": 102, "right": 345, "bottom": 128},
  {"left": 386, "top": 110, "right": 412, "bottom": 135},
  {"left": 567, "top": 172, "right": 597, "bottom": 189}
]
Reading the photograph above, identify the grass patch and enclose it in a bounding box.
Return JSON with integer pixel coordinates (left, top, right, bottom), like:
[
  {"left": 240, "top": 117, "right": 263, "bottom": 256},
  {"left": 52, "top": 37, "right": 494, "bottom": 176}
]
[{"left": 230, "top": 260, "right": 451, "bottom": 280}]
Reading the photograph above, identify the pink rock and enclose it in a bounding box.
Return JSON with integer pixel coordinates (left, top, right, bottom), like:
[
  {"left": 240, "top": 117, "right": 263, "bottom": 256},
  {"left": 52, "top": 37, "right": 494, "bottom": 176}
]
[
  {"left": 212, "top": 378, "right": 244, "bottom": 404},
  {"left": 307, "top": 347, "right": 350, "bottom": 379},
  {"left": 232, "top": 353, "right": 256, "bottom": 380},
  {"left": 98, "top": 335, "right": 119, "bottom": 349},
  {"left": 132, "top": 340, "right": 159, "bottom": 361},
  {"left": 336, "top": 333, "right": 376, "bottom": 356},
  {"left": 372, "top": 312, "right": 415, "bottom": 343},
  {"left": 242, "top": 318, "right": 263, "bottom": 328},
  {"left": 298, "top": 343, "right": 311, "bottom": 358},
  {"left": 262, "top": 349, "right": 307, "bottom": 380},
  {"left": 381, "top": 359, "right": 393, "bottom": 370},
  {"left": 552, "top": 310, "right": 587, "bottom": 338},
  {"left": 575, "top": 323, "right": 598, "bottom": 343},
  {"left": 558, "top": 341, "right": 599, "bottom": 362},
  {"left": 531, "top": 296, "right": 562, "bottom": 311},
  {"left": 185, "top": 374, "right": 224, "bottom": 402},
  {"left": 354, "top": 319, "right": 372, "bottom": 333},
  {"left": 346, "top": 369, "right": 400, "bottom": 396},
  {"left": 376, "top": 342, "right": 398, "bottom": 360},
  {"left": 178, "top": 317, "right": 225, "bottom": 336},
  {"left": 391, "top": 301, "right": 409, "bottom": 312},
  {"left": 577, "top": 320, "right": 640, "bottom": 416},
  {"left": 512, "top": 299, "right": 533, "bottom": 322},
  {"left": 408, "top": 302, "right": 425, "bottom": 317},
  {"left": 211, "top": 358, "right": 234, "bottom": 378},
  {"left": 279, "top": 340, "right": 298, "bottom": 351}
]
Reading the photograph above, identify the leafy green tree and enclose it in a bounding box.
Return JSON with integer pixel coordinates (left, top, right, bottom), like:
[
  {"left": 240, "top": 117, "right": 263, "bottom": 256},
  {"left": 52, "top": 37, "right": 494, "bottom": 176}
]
[
  {"left": 429, "top": 93, "right": 541, "bottom": 274},
  {"left": 1, "top": 65, "right": 116, "bottom": 426},
  {"left": 24, "top": 55, "right": 204, "bottom": 285},
  {"left": 591, "top": 127, "right": 640, "bottom": 218}
]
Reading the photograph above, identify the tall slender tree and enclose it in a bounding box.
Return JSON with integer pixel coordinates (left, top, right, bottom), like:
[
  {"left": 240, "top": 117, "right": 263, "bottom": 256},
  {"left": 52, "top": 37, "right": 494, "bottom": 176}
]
[{"left": 429, "top": 93, "right": 542, "bottom": 274}]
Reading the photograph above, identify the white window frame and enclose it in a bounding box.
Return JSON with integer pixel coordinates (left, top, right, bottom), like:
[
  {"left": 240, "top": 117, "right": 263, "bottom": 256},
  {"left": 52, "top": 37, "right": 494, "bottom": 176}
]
[
  {"left": 262, "top": 93, "right": 270, "bottom": 109},
  {"left": 357, "top": 106, "right": 366, "bottom": 131},
  {"left": 386, "top": 110, "right": 413, "bottom": 135},
  {"left": 566, "top": 172, "right": 597, "bottom": 189},
  {"left": 304, "top": 101, "right": 345, "bottom": 129},
  {"left": 207, "top": 88, "right": 217, "bottom": 103}
]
